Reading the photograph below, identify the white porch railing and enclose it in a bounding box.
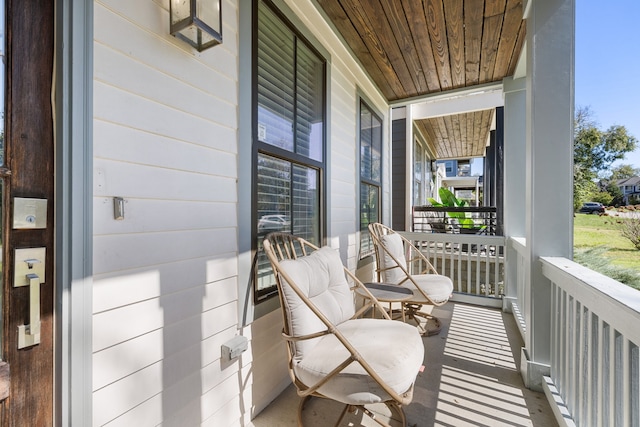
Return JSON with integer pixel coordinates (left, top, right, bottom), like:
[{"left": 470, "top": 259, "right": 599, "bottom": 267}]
[
  {"left": 399, "top": 231, "right": 506, "bottom": 305},
  {"left": 510, "top": 237, "right": 528, "bottom": 338},
  {"left": 541, "top": 256, "right": 640, "bottom": 427}
]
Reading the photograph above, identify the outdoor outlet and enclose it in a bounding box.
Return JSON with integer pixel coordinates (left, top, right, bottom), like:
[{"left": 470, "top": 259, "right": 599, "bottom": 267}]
[{"left": 221, "top": 336, "right": 248, "bottom": 361}]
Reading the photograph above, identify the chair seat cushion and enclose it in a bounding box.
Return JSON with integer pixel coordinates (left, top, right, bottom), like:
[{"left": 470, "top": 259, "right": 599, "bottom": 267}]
[
  {"left": 294, "top": 318, "right": 424, "bottom": 405},
  {"left": 403, "top": 274, "right": 453, "bottom": 304}
]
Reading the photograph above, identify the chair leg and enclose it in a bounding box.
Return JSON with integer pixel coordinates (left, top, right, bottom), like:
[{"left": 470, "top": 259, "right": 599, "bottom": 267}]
[
  {"left": 298, "top": 396, "right": 406, "bottom": 427},
  {"left": 297, "top": 395, "right": 311, "bottom": 427},
  {"left": 404, "top": 303, "right": 442, "bottom": 336}
]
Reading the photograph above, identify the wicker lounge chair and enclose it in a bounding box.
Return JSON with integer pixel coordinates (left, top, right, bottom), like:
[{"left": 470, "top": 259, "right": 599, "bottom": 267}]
[
  {"left": 263, "top": 232, "right": 424, "bottom": 426},
  {"left": 368, "top": 223, "right": 454, "bottom": 336}
]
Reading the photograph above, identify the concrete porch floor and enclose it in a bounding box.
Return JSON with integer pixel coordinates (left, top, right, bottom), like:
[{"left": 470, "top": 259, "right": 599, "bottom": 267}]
[{"left": 249, "top": 302, "right": 557, "bottom": 427}]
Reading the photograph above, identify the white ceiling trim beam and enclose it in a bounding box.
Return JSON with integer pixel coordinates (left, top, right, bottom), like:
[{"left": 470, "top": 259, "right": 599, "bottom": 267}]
[
  {"left": 389, "top": 81, "right": 503, "bottom": 108},
  {"left": 410, "top": 87, "right": 504, "bottom": 120}
]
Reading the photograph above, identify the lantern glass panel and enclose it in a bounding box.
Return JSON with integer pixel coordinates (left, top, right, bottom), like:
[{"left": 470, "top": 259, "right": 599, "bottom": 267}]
[
  {"left": 171, "top": 0, "right": 190, "bottom": 25},
  {"left": 198, "top": 0, "right": 221, "bottom": 34}
]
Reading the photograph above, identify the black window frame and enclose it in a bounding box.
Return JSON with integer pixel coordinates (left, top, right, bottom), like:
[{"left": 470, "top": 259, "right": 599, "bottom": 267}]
[
  {"left": 252, "top": 0, "right": 327, "bottom": 303},
  {"left": 359, "top": 98, "right": 382, "bottom": 258}
]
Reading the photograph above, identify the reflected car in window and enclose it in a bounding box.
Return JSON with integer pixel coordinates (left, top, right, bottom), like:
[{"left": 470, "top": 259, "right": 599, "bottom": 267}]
[{"left": 258, "top": 214, "right": 291, "bottom": 233}]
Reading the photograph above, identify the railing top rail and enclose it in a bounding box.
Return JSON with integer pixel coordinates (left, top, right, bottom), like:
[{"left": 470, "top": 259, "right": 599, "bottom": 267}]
[
  {"left": 541, "top": 256, "right": 640, "bottom": 344},
  {"left": 413, "top": 205, "right": 497, "bottom": 213},
  {"left": 510, "top": 237, "right": 527, "bottom": 254},
  {"left": 400, "top": 230, "right": 506, "bottom": 246}
]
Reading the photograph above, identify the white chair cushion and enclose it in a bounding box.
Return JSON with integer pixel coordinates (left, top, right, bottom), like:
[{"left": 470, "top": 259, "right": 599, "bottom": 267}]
[
  {"left": 294, "top": 318, "right": 424, "bottom": 405},
  {"left": 278, "top": 247, "right": 356, "bottom": 361},
  {"left": 402, "top": 274, "right": 454, "bottom": 304},
  {"left": 379, "top": 233, "right": 407, "bottom": 284}
]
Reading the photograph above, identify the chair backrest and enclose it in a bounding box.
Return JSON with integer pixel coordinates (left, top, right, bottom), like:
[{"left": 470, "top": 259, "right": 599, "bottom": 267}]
[
  {"left": 263, "top": 233, "right": 355, "bottom": 361},
  {"left": 377, "top": 232, "right": 408, "bottom": 284},
  {"left": 369, "top": 222, "right": 438, "bottom": 283}
]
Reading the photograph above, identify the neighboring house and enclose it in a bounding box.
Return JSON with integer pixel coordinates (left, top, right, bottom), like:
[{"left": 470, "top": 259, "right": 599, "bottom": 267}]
[
  {"left": 6, "top": 1, "right": 631, "bottom": 427},
  {"left": 617, "top": 176, "right": 640, "bottom": 203},
  {"left": 435, "top": 159, "right": 472, "bottom": 178}
]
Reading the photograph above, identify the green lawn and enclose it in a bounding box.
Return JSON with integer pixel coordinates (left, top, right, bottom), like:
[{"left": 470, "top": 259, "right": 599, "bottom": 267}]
[
  {"left": 574, "top": 213, "right": 640, "bottom": 289},
  {"left": 574, "top": 213, "right": 640, "bottom": 269}
]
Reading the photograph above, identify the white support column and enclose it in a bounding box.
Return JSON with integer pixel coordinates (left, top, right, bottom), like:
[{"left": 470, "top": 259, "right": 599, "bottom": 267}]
[
  {"left": 522, "top": 0, "right": 575, "bottom": 390},
  {"left": 503, "top": 76, "right": 527, "bottom": 313}
]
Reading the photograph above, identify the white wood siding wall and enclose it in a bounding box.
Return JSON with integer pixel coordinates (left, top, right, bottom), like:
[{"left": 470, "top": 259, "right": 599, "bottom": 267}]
[{"left": 92, "top": 0, "right": 389, "bottom": 425}]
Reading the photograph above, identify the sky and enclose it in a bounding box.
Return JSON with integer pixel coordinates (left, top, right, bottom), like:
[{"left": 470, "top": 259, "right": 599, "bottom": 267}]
[{"left": 576, "top": 0, "right": 640, "bottom": 169}]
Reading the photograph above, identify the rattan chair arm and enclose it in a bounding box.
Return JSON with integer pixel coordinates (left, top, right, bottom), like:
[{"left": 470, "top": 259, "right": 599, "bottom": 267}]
[{"left": 282, "top": 329, "right": 330, "bottom": 342}]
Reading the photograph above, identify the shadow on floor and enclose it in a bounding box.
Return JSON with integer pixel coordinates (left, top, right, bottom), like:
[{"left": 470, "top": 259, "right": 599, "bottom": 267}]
[{"left": 249, "top": 302, "right": 558, "bottom": 427}]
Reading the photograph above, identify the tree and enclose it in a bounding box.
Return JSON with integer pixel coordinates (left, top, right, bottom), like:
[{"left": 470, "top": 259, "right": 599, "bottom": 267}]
[
  {"left": 606, "top": 182, "right": 625, "bottom": 206},
  {"left": 609, "top": 164, "right": 640, "bottom": 181},
  {"left": 573, "top": 106, "right": 638, "bottom": 209}
]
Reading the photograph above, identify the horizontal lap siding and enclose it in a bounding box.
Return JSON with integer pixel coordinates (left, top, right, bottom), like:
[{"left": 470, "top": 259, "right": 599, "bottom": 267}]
[
  {"left": 93, "top": 0, "right": 243, "bottom": 425},
  {"left": 93, "top": 0, "right": 390, "bottom": 425}
]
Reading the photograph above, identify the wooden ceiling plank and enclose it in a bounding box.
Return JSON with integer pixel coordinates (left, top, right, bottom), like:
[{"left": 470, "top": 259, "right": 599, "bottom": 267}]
[
  {"left": 439, "top": 116, "right": 454, "bottom": 158},
  {"left": 480, "top": 110, "right": 490, "bottom": 156},
  {"left": 473, "top": 110, "right": 483, "bottom": 156},
  {"left": 459, "top": 111, "right": 468, "bottom": 154},
  {"left": 428, "top": 117, "right": 444, "bottom": 158},
  {"left": 376, "top": 0, "right": 429, "bottom": 94},
  {"left": 508, "top": 22, "right": 526, "bottom": 75},
  {"left": 465, "top": 112, "right": 474, "bottom": 155},
  {"left": 479, "top": 14, "right": 504, "bottom": 84},
  {"left": 493, "top": 0, "right": 523, "bottom": 79},
  {"left": 318, "top": 0, "right": 405, "bottom": 99},
  {"left": 317, "top": 0, "right": 403, "bottom": 99},
  {"left": 478, "top": 110, "right": 493, "bottom": 156},
  {"left": 416, "top": 120, "right": 439, "bottom": 158},
  {"left": 424, "top": 0, "right": 454, "bottom": 90},
  {"left": 427, "top": 124, "right": 441, "bottom": 158},
  {"left": 443, "top": 0, "right": 465, "bottom": 88},
  {"left": 463, "top": 0, "right": 484, "bottom": 86},
  {"left": 485, "top": 0, "right": 507, "bottom": 17},
  {"left": 480, "top": 109, "right": 493, "bottom": 156},
  {"left": 356, "top": 0, "right": 419, "bottom": 96},
  {"left": 402, "top": 0, "right": 442, "bottom": 92},
  {"left": 449, "top": 114, "right": 461, "bottom": 157}
]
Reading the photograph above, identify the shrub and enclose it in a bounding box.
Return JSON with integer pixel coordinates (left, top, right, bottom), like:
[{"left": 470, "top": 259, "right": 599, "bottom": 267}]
[
  {"left": 619, "top": 215, "right": 640, "bottom": 250},
  {"left": 574, "top": 247, "right": 640, "bottom": 290},
  {"left": 591, "top": 191, "right": 614, "bottom": 206}
]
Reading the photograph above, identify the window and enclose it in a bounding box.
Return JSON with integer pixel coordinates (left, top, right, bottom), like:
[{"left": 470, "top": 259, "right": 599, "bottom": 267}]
[
  {"left": 254, "top": 0, "right": 325, "bottom": 302},
  {"left": 359, "top": 100, "right": 382, "bottom": 257},
  {"left": 445, "top": 160, "right": 454, "bottom": 175}
]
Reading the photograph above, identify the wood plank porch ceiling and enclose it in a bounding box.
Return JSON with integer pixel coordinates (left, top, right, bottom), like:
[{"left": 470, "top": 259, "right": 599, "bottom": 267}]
[{"left": 317, "top": 0, "right": 525, "bottom": 158}]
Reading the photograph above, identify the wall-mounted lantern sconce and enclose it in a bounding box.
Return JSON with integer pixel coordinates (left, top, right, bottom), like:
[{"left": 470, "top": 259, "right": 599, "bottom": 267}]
[{"left": 170, "top": 0, "right": 222, "bottom": 51}]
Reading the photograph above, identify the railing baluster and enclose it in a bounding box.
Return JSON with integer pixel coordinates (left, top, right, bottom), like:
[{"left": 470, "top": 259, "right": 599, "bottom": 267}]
[
  {"left": 623, "top": 337, "right": 631, "bottom": 427},
  {"left": 596, "top": 315, "right": 604, "bottom": 427}
]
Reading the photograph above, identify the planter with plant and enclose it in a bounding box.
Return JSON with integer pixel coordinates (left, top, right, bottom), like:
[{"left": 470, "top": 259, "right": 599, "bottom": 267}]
[{"left": 428, "top": 187, "right": 482, "bottom": 232}]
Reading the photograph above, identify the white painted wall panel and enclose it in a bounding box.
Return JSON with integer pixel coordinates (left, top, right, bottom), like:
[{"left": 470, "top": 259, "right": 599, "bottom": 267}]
[
  {"left": 94, "top": 121, "right": 238, "bottom": 178},
  {"left": 93, "top": 197, "right": 237, "bottom": 235},
  {"left": 94, "top": 82, "right": 237, "bottom": 154},
  {"left": 93, "top": 255, "right": 237, "bottom": 313},
  {"left": 93, "top": 229, "right": 236, "bottom": 275}
]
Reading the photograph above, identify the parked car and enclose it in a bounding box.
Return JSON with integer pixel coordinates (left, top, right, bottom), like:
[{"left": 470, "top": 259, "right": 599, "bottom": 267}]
[
  {"left": 258, "top": 214, "right": 291, "bottom": 233},
  {"left": 579, "top": 202, "right": 605, "bottom": 214}
]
